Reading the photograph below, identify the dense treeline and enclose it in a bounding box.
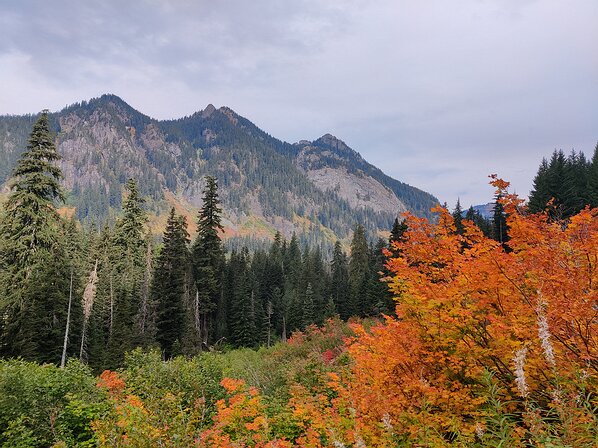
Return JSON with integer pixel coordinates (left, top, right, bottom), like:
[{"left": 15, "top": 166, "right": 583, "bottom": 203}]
[
  {"left": 0, "top": 112, "right": 404, "bottom": 370},
  {"left": 529, "top": 145, "right": 598, "bottom": 219}
]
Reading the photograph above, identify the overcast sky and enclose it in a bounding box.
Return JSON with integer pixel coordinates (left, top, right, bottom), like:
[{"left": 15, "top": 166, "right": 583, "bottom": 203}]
[{"left": 1, "top": 0, "right": 596, "bottom": 207}]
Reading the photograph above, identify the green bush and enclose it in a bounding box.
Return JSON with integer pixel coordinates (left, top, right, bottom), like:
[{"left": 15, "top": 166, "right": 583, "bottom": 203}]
[
  {"left": 122, "top": 348, "right": 225, "bottom": 423},
  {"left": 0, "top": 359, "right": 106, "bottom": 447}
]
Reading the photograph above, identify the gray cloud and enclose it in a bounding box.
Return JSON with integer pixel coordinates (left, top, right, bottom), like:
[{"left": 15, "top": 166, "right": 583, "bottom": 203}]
[{"left": 1, "top": 0, "right": 596, "bottom": 207}]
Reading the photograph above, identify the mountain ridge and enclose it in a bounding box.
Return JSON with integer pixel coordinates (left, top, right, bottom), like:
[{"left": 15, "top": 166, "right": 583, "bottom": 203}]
[{"left": 0, "top": 94, "right": 439, "bottom": 248}]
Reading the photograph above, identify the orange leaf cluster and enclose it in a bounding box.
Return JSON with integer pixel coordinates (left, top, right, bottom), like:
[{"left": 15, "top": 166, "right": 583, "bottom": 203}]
[
  {"left": 197, "top": 378, "right": 292, "bottom": 448},
  {"left": 339, "top": 178, "right": 597, "bottom": 445},
  {"left": 97, "top": 370, "right": 125, "bottom": 395}
]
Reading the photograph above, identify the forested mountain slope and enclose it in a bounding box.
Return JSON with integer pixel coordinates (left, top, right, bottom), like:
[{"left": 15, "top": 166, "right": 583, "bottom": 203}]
[{"left": 0, "top": 94, "right": 438, "bottom": 245}]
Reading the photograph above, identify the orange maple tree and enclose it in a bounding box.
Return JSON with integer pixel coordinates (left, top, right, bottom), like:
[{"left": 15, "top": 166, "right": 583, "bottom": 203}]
[{"left": 336, "top": 177, "right": 597, "bottom": 446}]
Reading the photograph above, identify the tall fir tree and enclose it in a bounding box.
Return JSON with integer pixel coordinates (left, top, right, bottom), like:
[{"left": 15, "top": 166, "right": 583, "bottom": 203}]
[
  {"left": 151, "top": 208, "right": 190, "bottom": 358},
  {"left": 370, "top": 238, "right": 393, "bottom": 315},
  {"left": 284, "top": 233, "right": 302, "bottom": 290},
  {"left": 528, "top": 150, "right": 569, "bottom": 219},
  {"left": 330, "top": 241, "right": 350, "bottom": 319},
  {"left": 84, "top": 224, "right": 114, "bottom": 369},
  {"left": 563, "top": 151, "right": 590, "bottom": 214},
  {"left": 349, "top": 224, "right": 370, "bottom": 316},
  {"left": 528, "top": 157, "right": 552, "bottom": 214},
  {"left": 0, "top": 111, "right": 73, "bottom": 363},
  {"left": 389, "top": 218, "right": 408, "bottom": 246},
  {"left": 301, "top": 283, "right": 316, "bottom": 329},
  {"left": 492, "top": 193, "right": 509, "bottom": 248},
  {"left": 104, "top": 178, "right": 148, "bottom": 367},
  {"left": 452, "top": 199, "right": 464, "bottom": 235},
  {"left": 588, "top": 143, "right": 598, "bottom": 207},
  {"left": 227, "top": 249, "right": 256, "bottom": 347},
  {"left": 266, "top": 233, "right": 285, "bottom": 338},
  {"left": 300, "top": 247, "right": 327, "bottom": 323},
  {"left": 192, "top": 176, "right": 225, "bottom": 348},
  {"left": 528, "top": 147, "right": 596, "bottom": 220}
]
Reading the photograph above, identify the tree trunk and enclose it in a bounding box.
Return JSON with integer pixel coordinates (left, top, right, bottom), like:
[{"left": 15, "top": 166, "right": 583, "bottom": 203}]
[
  {"left": 138, "top": 241, "right": 153, "bottom": 336},
  {"left": 109, "top": 274, "right": 114, "bottom": 336},
  {"left": 60, "top": 268, "right": 74, "bottom": 368}
]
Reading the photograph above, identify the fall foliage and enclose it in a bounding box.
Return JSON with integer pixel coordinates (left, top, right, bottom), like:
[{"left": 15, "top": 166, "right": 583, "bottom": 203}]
[
  {"left": 329, "top": 177, "right": 598, "bottom": 446},
  {"left": 1, "top": 178, "right": 597, "bottom": 447}
]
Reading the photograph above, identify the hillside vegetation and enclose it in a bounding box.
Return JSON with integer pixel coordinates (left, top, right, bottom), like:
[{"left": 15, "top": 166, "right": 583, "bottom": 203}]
[{"left": 0, "top": 95, "right": 438, "bottom": 249}]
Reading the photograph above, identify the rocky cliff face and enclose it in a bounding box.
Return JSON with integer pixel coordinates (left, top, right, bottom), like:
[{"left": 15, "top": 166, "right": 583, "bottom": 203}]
[
  {"left": 295, "top": 139, "right": 407, "bottom": 214},
  {"left": 0, "top": 94, "right": 439, "bottom": 246}
]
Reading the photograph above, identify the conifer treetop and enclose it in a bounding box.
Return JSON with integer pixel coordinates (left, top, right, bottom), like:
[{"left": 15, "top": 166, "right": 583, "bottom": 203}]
[
  {"left": 9, "top": 110, "right": 64, "bottom": 205},
  {"left": 197, "top": 175, "right": 223, "bottom": 235}
]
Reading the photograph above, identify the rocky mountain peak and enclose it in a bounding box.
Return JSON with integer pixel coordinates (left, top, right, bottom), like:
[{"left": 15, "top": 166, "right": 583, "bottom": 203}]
[
  {"left": 313, "top": 133, "right": 354, "bottom": 155},
  {"left": 202, "top": 104, "right": 216, "bottom": 118},
  {"left": 76, "top": 94, "right": 152, "bottom": 129},
  {"left": 89, "top": 94, "right": 131, "bottom": 111},
  {"left": 218, "top": 107, "right": 239, "bottom": 126}
]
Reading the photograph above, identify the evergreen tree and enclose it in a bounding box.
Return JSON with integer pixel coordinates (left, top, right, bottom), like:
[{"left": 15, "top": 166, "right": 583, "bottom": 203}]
[
  {"left": 529, "top": 148, "right": 595, "bottom": 220},
  {"left": 104, "top": 178, "right": 148, "bottom": 366},
  {"left": 588, "top": 143, "right": 598, "bottom": 207},
  {"left": 228, "top": 249, "right": 256, "bottom": 347},
  {"left": 284, "top": 233, "right": 302, "bottom": 290},
  {"left": 528, "top": 150, "right": 570, "bottom": 219},
  {"left": 464, "top": 206, "right": 492, "bottom": 237},
  {"left": 192, "top": 175, "right": 225, "bottom": 348},
  {"left": 492, "top": 193, "right": 509, "bottom": 248},
  {"left": 528, "top": 157, "right": 552, "bottom": 214},
  {"left": 452, "top": 199, "right": 464, "bottom": 235},
  {"left": 300, "top": 247, "right": 327, "bottom": 323},
  {"left": 269, "top": 286, "right": 284, "bottom": 341},
  {"left": 84, "top": 224, "right": 114, "bottom": 369},
  {"left": 301, "top": 283, "right": 316, "bottom": 329},
  {"left": 262, "top": 298, "right": 274, "bottom": 347},
  {"left": 389, "top": 218, "right": 408, "bottom": 246},
  {"left": 266, "top": 234, "right": 285, "bottom": 338},
  {"left": 370, "top": 238, "right": 393, "bottom": 315},
  {"left": 60, "top": 217, "right": 85, "bottom": 367},
  {"left": 286, "top": 288, "right": 303, "bottom": 333},
  {"left": 151, "top": 208, "right": 190, "bottom": 358},
  {"left": 563, "top": 151, "right": 589, "bottom": 214},
  {"left": 349, "top": 225, "right": 370, "bottom": 316},
  {"left": 330, "top": 241, "right": 350, "bottom": 319},
  {"left": 544, "top": 150, "right": 568, "bottom": 218},
  {"left": 388, "top": 217, "right": 409, "bottom": 261},
  {"left": 0, "top": 111, "right": 73, "bottom": 363},
  {"left": 323, "top": 296, "right": 336, "bottom": 319}
]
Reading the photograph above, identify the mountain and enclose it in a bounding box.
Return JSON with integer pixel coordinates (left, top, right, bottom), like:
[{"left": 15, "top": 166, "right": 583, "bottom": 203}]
[
  {"left": 0, "top": 94, "right": 438, "bottom": 248},
  {"left": 472, "top": 202, "right": 494, "bottom": 220}
]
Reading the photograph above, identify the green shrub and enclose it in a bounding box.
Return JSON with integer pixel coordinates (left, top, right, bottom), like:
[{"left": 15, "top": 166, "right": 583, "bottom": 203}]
[
  {"left": 122, "top": 348, "right": 225, "bottom": 423},
  {"left": 0, "top": 359, "right": 106, "bottom": 447}
]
